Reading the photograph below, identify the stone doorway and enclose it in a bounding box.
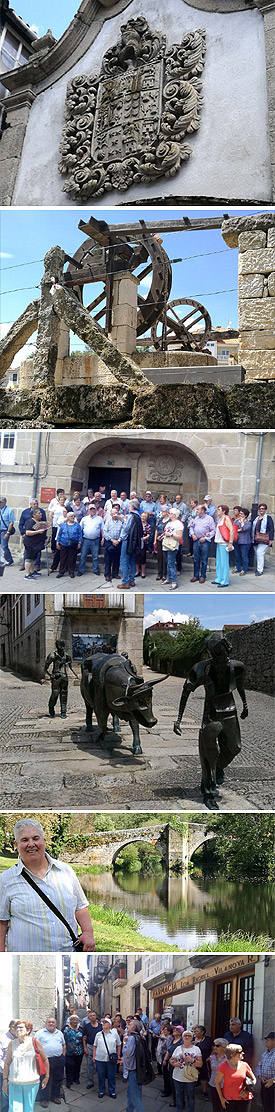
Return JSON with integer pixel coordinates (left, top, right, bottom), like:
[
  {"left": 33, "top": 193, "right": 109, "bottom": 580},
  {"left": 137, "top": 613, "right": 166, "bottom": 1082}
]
[{"left": 88, "top": 465, "right": 131, "bottom": 499}]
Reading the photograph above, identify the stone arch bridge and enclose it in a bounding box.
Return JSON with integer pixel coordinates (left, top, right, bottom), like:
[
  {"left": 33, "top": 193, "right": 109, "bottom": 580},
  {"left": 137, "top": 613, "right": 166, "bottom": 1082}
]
[{"left": 65, "top": 822, "right": 216, "bottom": 872}]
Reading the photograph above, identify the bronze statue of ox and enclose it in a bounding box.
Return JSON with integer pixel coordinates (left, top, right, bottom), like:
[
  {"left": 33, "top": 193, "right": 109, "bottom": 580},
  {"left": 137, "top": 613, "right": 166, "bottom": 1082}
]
[{"left": 80, "top": 652, "right": 167, "bottom": 754}]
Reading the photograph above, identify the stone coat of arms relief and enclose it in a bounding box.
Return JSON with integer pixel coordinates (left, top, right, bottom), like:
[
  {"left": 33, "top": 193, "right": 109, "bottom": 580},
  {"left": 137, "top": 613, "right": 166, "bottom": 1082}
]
[{"left": 58, "top": 17, "right": 206, "bottom": 200}]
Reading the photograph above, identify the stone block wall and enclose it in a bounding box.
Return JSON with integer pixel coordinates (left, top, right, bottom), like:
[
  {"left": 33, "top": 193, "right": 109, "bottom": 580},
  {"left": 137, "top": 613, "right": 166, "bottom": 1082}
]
[
  {"left": 229, "top": 617, "right": 275, "bottom": 694},
  {"left": 222, "top": 215, "right": 275, "bottom": 380}
]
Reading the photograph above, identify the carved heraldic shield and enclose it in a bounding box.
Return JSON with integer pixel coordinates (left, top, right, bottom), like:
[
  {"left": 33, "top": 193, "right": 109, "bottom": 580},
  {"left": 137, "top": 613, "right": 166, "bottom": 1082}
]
[{"left": 59, "top": 18, "right": 206, "bottom": 200}]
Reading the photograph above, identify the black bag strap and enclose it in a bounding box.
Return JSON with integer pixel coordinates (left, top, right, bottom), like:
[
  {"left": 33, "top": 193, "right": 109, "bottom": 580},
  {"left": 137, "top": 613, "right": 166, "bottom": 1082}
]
[
  {"left": 21, "top": 866, "right": 78, "bottom": 945},
  {"left": 101, "top": 1031, "right": 111, "bottom": 1059}
]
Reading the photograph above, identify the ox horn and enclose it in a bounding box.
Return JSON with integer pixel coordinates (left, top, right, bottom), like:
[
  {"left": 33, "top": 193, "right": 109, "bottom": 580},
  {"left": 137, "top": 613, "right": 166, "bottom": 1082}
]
[{"left": 127, "top": 675, "right": 169, "bottom": 697}]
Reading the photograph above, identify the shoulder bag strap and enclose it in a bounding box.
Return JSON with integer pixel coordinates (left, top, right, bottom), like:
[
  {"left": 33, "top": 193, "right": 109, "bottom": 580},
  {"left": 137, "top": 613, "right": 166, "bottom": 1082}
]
[
  {"left": 21, "top": 866, "right": 78, "bottom": 944},
  {"left": 101, "top": 1031, "right": 111, "bottom": 1059}
]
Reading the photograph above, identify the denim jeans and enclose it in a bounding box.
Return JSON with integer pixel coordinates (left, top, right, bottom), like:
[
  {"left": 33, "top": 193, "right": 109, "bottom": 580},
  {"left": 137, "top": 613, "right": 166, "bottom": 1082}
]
[
  {"left": 78, "top": 536, "right": 100, "bottom": 574},
  {"left": 165, "top": 548, "right": 178, "bottom": 583},
  {"left": 120, "top": 538, "right": 136, "bottom": 585},
  {"left": 126, "top": 1069, "right": 145, "bottom": 1112},
  {"left": 235, "top": 544, "right": 249, "bottom": 573},
  {"left": 96, "top": 1059, "right": 116, "bottom": 1096},
  {"left": 193, "top": 538, "right": 210, "bottom": 579},
  {"left": 174, "top": 1079, "right": 196, "bottom": 1112},
  {"left": 0, "top": 531, "right": 13, "bottom": 564}
]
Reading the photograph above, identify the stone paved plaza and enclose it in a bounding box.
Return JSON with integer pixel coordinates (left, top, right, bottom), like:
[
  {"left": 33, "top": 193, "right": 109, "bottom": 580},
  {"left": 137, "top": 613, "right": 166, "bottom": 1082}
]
[
  {"left": 1, "top": 666, "right": 273, "bottom": 812},
  {"left": 2, "top": 549, "right": 274, "bottom": 595}
]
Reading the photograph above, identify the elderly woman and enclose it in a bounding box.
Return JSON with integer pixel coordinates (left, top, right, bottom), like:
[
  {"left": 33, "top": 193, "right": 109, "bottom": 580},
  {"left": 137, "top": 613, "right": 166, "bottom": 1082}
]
[
  {"left": 216, "top": 1043, "right": 256, "bottom": 1112},
  {"left": 55, "top": 512, "right": 82, "bottom": 579},
  {"left": 64, "top": 1016, "right": 83, "bottom": 1088},
  {"left": 170, "top": 1030, "right": 202, "bottom": 1112},
  {"left": 2, "top": 1020, "right": 49, "bottom": 1112},
  {"left": 208, "top": 1039, "right": 229, "bottom": 1112},
  {"left": 49, "top": 493, "right": 67, "bottom": 573},
  {"left": 163, "top": 508, "right": 183, "bottom": 590},
  {"left": 252, "top": 502, "right": 274, "bottom": 577},
  {"left": 0, "top": 817, "right": 95, "bottom": 953},
  {"left": 164, "top": 1025, "right": 185, "bottom": 1108},
  {"left": 154, "top": 508, "right": 170, "bottom": 581},
  {"left": 212, "top": 505, "right": 234, "bottom": 588},
  {"left": 93, "top": 1017, "right": 121, "bottom": 1098},
  {"left": 156, "top": 1024, "right": 173, "bottom": 1096},
  {"left": 23, "top": 509, "right": 48, "bottom": 581}
]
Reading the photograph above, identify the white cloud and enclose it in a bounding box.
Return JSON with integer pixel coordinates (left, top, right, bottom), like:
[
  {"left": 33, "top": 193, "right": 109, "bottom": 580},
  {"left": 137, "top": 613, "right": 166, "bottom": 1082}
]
[
  {"left": 30, "top": 23, "right": 41, "bottom": 33},
  {"left": 0, "top": 252, "right": 13, "bottom": 259},
  {"left": 139, "top": 276, "right": 152, "bottom": 289},
  {"left": 144, "top": 608, "right": 190, "bottom": 631}
]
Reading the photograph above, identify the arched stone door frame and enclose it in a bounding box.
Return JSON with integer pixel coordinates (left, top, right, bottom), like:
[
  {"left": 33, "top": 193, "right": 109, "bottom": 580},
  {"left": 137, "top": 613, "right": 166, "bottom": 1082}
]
[{"left": 69, "top": 432, "right": 210, "bottom": 501}]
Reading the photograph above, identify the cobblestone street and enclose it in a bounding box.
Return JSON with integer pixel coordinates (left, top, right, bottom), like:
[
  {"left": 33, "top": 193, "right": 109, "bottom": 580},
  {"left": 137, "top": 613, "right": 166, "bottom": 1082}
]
[{"left": 1, "top": 666, "right": 273, "bottom": 812}]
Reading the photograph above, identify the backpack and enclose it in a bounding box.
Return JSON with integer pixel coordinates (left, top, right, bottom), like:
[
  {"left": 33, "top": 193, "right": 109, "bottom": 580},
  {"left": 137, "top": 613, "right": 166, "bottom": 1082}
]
[{"left": 133, "top": 1033, "right": 154, "bottom": 1086}]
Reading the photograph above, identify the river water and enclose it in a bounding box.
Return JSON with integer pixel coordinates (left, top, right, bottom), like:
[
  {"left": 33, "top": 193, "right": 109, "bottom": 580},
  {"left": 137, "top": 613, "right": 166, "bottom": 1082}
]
[{"left": 79, "top": 869, "right": 274, "bottom": 949}]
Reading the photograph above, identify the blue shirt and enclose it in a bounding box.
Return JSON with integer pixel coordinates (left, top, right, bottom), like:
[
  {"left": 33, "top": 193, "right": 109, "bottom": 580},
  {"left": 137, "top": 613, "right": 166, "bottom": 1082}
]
[
  {"left": 140, "top": 500, "right": 156, "bottom": 515},
  {"left": 256, "top": 1048, "right": 275, "bottom": 1081},
  {"left": 103, "top": 519, "right": 123, "bottom": 541},
  {"left": 0, "top": 506, "right": 15, "bottom": 532},
  {"left": 56, "top": 520, "right": 82, "bottom": 546},
  {"left": 35, "top": 1028, "right": 65, "bottom": 1057},
  {"left": 149, "top": 1020, "right": 161, "bottom": 1036},
  {"left": 121, "top": 515, "right": 132, "bottom": 540}
]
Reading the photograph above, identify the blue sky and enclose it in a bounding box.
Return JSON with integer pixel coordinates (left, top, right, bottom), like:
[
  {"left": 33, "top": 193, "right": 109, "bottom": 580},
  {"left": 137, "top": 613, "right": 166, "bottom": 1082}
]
[
  {"left": 11, "top": 1, "right": 79, "bottom": 40},
  {"left": 0, "top": 207, "right": 271, "bottom": 364},
  {"left": 144, "top": 594, "right": 275, "bottom": 631}
]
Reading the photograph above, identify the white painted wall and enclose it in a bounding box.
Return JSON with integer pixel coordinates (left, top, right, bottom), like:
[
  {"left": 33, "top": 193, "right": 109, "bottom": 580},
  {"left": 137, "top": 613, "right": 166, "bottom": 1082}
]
[{"left": 12, "top": 0, "right": 272, "bottom": 205}]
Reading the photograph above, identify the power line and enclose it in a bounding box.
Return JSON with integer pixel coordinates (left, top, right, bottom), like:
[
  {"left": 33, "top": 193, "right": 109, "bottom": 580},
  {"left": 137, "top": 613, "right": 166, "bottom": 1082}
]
[
  {"left": 0, "top": 246, "right": 231, "bottom": 274},
  {"left": 0, "top": 258, "right": 43, "bottom": 272},
  {"left": 1, "top": 284, "right": 40, "bottom": 295}
]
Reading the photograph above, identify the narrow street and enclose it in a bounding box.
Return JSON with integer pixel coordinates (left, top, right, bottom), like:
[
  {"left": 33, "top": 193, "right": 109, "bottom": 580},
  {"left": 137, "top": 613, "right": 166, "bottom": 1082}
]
[{"left": 1, "top": 667, "right": 273, "bottom": 811}]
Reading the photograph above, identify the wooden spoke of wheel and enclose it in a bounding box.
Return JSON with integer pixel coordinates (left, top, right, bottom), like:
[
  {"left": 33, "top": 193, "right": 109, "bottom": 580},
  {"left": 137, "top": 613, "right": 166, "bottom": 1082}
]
[{"left": 151, "top": 297, "right": 212, "bottom": 351}]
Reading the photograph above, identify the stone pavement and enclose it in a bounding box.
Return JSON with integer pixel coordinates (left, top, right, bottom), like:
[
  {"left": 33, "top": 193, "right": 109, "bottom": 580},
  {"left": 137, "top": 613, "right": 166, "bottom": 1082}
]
[
  {"left": 2, "top": 549, "right": 274, "bottom": 594},
  {"left": 1, "top": 667, "right": 273, "bottom": 811},
  {"left": 36, "top": 1055, "right": 263, "bottom": 1112}
]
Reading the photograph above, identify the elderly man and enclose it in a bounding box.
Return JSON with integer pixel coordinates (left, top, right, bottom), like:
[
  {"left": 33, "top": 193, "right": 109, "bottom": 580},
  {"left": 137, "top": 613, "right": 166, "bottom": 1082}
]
[
  {"left": 103, "top": 506, "right": 123, "bottom": 581},
  {"left": 203, "top": 495, "right": 216, "bottom": 519},
  {"left": 104, "top": 490, "right": 121, "bottom": 518},
  {"left": 119, "top": 500, "right": 143, "bottom": 589},
  {"left": 77, "top": 504, "right": 103, "bottom": 575},
  {"left": 83, "top": 1011, "right": 102, "bottom": 1089},
  {"left": 0, "top": 496, "right": 15, "bottom": 566},
  {"left": 190, "top": 504, "right": 216, "bottom": 584},
  {"left": 256, "top": 1032, "right": 275, "bottom": 1112},
  {"left": 224, "top": 1018, "right": 253, "bottom": 1064},
  {"left": 36, "top": 1017, "right": 66, "bottom": 1107},
  {"left": 0, "top": 818, "right": 95, "bottom": 953},
  {"left": 123, "top": 1017, "right": 153, "bottom": 1112}
]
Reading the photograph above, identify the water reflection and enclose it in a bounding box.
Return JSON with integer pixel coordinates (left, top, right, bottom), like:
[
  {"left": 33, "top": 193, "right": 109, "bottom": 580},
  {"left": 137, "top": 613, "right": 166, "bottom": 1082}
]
[{"left": 80, "top": 870, "right": 274, "bottom": 949}]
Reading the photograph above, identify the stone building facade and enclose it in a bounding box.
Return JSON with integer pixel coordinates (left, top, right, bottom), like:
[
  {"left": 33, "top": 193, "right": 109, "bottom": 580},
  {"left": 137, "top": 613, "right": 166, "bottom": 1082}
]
[
  {"left": 0, "top": 0, "right": 274, "bottom": 207},
  {"left": 88, "top": 952, "right": 275, "bottom": 1070},
  {"left": 223, "top": 214, "right": 275, "bottom": 380},
  {"left": 0, "top": 592, "right": 144, "bottom": 679},
  {"left": 0, "top": 429, "right": 274, "bottom": 525},
  {"left": 0, "top": 954, "right": 61, "bottom": 1031}
]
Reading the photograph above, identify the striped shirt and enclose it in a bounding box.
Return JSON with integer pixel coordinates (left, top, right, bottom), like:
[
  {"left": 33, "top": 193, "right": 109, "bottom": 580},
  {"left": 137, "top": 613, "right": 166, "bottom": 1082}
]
[
  {"left": 256, "top": 1049, "right": 275, "bottom": 1081},
  {"left": 103, "top": 519, "right": 123, "bottom": 541},
  {"left": 0, "top": 853, "right": 88, "bottom": 952}
]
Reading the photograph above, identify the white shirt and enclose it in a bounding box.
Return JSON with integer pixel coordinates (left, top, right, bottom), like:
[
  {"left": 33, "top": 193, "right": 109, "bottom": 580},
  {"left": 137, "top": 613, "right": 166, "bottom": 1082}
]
[
  {"left": 81, "top": 514, "right": 103, "bottom": 539},
  {"left": 9, "top": 1038, "right": 40, "bottom": 1084},
  {"left": 94, "top": 1030, "right": 121, "bottom": 1061},
  {"left": 172, "top": 1044, "right": 201, "bottom": 1083}
]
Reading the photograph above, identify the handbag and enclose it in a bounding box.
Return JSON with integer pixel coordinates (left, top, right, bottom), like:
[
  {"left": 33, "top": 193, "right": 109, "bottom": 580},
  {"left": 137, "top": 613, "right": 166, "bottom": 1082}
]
[
  {"left": 254, "top": 529, "right": 269, "bottom": 544},
  {"left": 21, "top": 867, "right": 83, "bottom": 951},
  {"left": 182, "top": 1063, "right": 199, "bottom": 1081},
  {"left": 219, "top": 521, "right": 231, "bottom": 542},
  {"left": 32, "top": 1037, "right": 46, "bottom": 1077},
  {"left": 102, "top": 1030, "right": 117, "bottom": 1064},
  {"left": 163, "top": 535, "right": 178, "bottom": 551}
]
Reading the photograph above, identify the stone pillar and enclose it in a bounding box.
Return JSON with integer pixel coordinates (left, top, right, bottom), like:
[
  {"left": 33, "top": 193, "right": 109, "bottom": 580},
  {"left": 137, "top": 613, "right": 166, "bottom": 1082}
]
[
  {"left": 18, "top": 955, "right": 56, "bottom": 1029},
  {"left": 110, "top": 272, "right": 139, "bottom": 355},
  {"left": 222, "top": 213, "right": 275, "bottom": 379},
  {"left": 254, "top": 1, "right": 275, "bottom": 201},
  {"left": 32, "top": 246, "right": 65, "bottom": 388}
]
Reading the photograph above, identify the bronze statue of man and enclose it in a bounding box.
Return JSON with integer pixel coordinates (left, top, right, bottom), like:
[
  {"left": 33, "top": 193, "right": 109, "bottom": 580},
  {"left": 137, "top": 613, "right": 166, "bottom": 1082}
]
[
  {"left": 173, "top": 632, "right": 248, "bottom": 808},
  {"left": 44, "top": 638, "right": 78, "bottom": 719}
]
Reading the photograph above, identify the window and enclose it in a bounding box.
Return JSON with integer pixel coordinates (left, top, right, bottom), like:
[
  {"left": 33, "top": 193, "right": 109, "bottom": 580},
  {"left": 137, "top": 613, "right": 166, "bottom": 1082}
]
[
  {"left": 135, "top": 957, "right": 142, "bottom": 974},
  {"left": 0, "top": 430, "right": 16, "bottom": 463},
  {"left": 0, "top": 26, "right": 31, "bottom": 99},
  {"left": 26, "top": 595, "right": 31, "bottom": 615},
  {"left": 239, "top": 975, "right": 254, "bottom": 1034},
  {"left": 12, "top": 372, "right": 18, "bottom": 383},
  {"left": 35, "top": 629, "right": 40, "bottom": 663},
  {"left": 134, "top": 985, "right": 140, "bottom": 1012},
  {"left": 34, "top": 595, "right": 40, "bottom": 607},
  {"left": 215, "top": 981, "right": 232, "bottom": 1036}
]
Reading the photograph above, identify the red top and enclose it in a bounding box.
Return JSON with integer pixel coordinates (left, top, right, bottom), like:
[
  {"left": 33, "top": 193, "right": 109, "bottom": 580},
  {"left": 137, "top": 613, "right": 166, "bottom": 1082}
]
[{"left": 218, "top": 1060, "right": 252, "bottom": 1100}]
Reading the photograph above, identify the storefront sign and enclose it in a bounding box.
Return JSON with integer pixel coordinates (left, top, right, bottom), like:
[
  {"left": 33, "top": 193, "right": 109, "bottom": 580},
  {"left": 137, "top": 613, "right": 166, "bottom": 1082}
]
[{"left": 151, "top": 956, "right": 258, "bottom": 999}]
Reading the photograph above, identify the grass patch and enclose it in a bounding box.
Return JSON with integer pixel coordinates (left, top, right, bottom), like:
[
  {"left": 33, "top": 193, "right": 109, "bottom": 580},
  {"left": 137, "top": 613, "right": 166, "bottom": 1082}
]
[
  {"left": 0, "top": 852, "right": 17, "bottom": 868},
  {"left": 196, "top": 930, "right": 274, "bottom": 953},
  {"left": 73, "top": 864, "right": 109, "bottom": 876},
  {"left": 88, "top": 901, "right": 179, "bottom": 952}
]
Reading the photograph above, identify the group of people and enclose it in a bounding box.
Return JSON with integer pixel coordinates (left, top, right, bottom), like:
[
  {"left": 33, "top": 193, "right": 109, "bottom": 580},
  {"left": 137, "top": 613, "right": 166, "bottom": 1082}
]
[
  {"left": 1, "top": 1011, "right": 274, "bottom": 1112},
  {"left": 0, "top": 488, "right": 273, "bottom": 588}
]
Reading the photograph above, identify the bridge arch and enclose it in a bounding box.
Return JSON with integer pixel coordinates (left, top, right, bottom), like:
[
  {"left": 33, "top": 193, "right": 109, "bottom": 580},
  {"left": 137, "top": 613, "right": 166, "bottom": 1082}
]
[
  {"left": 112, "top": 836, "right": 165, "bottom": 869},
  {"left": 188, "top": 832, "right": 217, "bottom": 862}
]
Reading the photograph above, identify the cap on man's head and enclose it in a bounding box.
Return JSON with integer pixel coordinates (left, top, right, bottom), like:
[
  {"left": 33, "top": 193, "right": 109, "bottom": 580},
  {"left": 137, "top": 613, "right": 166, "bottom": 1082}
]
[
  {"left": 203, "top": 495, "right": 211, "bottom": 502},
  {"left": 265, "top": 1032, "right": 275, "bottom": 1039},
  {"left": 172, "top": 1025, "right": 184, "bottom": 1033}
]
